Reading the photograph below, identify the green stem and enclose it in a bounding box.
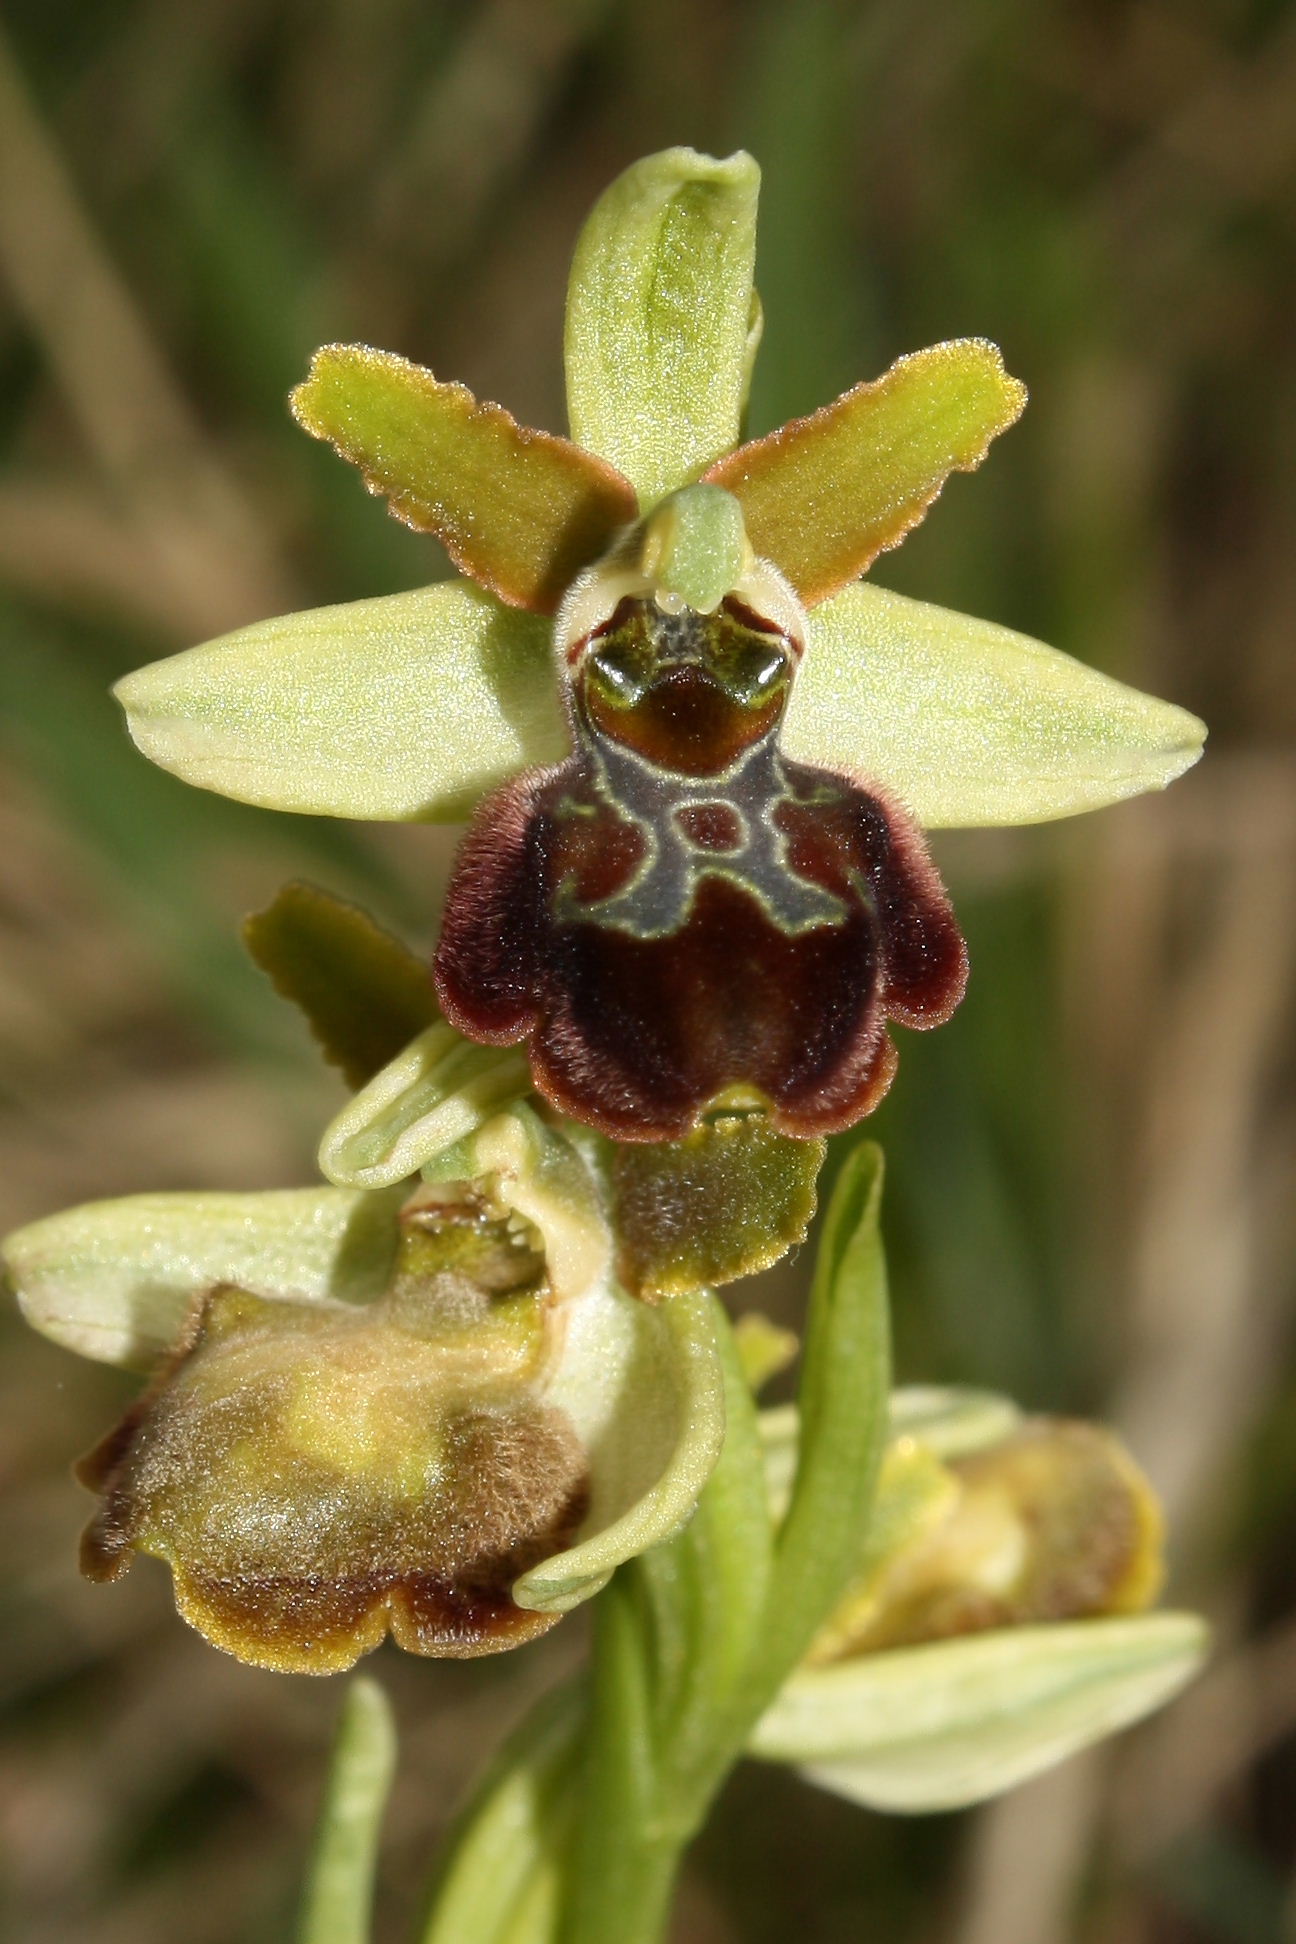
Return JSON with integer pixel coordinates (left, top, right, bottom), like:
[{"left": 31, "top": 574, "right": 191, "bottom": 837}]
[{"left": 419, "top": 1143, "right": 893, "bottom": 1944}]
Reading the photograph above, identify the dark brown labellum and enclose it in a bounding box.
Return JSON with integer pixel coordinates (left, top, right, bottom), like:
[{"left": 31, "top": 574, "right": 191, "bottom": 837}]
[{"left": 435, "top": 592, "right": 967, "bottom": 1141}]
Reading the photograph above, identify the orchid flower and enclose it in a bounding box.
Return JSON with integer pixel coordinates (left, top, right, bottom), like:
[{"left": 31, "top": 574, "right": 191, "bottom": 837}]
[{"left": 112, "top": 147, "right": 1204, "bottom": 1146}]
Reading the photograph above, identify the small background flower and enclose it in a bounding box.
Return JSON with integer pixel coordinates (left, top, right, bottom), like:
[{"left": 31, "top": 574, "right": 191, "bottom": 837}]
[{"left": 0, "top": 11, "right": 1292, "bottom": 1944}]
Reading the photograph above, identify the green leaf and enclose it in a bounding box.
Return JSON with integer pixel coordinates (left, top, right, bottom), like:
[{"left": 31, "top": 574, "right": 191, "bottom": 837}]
[
  {"left": 706, "top": 340, "right": 1026, "bottom": 604},
  {"left": 786, "top": 582, "right": 1206, "bottom": 826},
  {"left": 761, "top": 1141, "right": 892, "bottom": 1677},
  {"left": 2, "top": 1185, "right": 403, "bottom": 1366},
  {"left": 637, "top": 1309, "right": 775, "bottom": 1806},
  {"left": 244, "top": 882, "right": 437, "bottom": 1088},
  {"left": 292, "top": 346, "right": 637, "bottom": 613},
  {"left": 516, "top": 1286, "right": 727, "bottom": 1615},
  {"left": 113, "top": 582, "right": 566, "bottom": 823},
  {"left": 297, "top": 1678, "right": 398, "bottom": 1944},
  {"left": 565, "top": 147, "right": 761, "bottom": 507},
  {"left": 318, "top": 1025, "right": 531, "bottom": 1190},
  {"left": 422, "top": 1685, "right": 581, "bottom": 1944},
  {"left": 609, "top": 1116, "right": 823, "bottom": 1299},
  {"left": 748, "top": 1613, "right": 1208, "bottom": 1812}
]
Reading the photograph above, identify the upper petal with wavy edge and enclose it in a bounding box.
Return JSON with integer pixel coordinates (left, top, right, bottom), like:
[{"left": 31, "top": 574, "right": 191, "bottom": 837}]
[
  {"left": 113, "top": 582, "right": 567, "bottom": 822},
  {"left": 786, "top": 583, "right": 1206, "bottom": 826},
  {"left": 564, "top": 147, "right": 761, "bottom": 508},
  {"left": 292, "top": 347, "right": 637, "bottom": 612},
  {"left": 2, "top": 1185, "right": 404, "bottom": 1367},
  {"left": 748, "top": 1613, "right": 1208, "bottom": 1812},
  {"left": 705, "top": 341, "right": 1026, "bottom": 605}
]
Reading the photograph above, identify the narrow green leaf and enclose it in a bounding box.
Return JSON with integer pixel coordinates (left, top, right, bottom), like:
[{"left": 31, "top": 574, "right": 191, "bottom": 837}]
[
  {"left": 637, "top": 1307, "right": 775, "bottom": 1810},
  {"left": 706, "top": 340, "right": 1026, "bottom": 604},
  {"left": 559, "top": 1307, "right": 772, "bottom": 1944},
  {"left": 762, "top": 1142, "right": 891, "bottom": 1677},
  {"left": 297, "top": 1678, "right": 397, "bottom": 1944},
  {"left": 749, "top": 1613, "right": 1208, "bottom": 1812},
  {"left": 787, "top": 583, "right": 1206, "bottom": 826},
  {"left": 244, "top": 882, "right": 436, "bottom": 1088},
  {"left": 423, "top": 1684, "right": 580, "bottom": 1944},
  {"left": 565, "top": 147, "right": 761, "bottom": 506},
  {"left": 293, "top": 346, "right": 637, "bottom": 613},
  {"left": 114, "top": 582, "right": 565, "bottom": 823},
  {"left": 2, "top": 1185, "right": 403, "bottom": 1366}
]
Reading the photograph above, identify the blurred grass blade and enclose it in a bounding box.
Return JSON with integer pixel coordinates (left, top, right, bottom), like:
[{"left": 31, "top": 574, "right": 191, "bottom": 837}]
[{"left": 297, "top": 1677, "right": 397, "bottom": 1944}]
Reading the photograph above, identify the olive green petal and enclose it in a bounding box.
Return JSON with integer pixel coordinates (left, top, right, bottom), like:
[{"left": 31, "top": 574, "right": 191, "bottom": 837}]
[
  {"left": 565, "top": 147, "right": 761, "bottom": 507},
  {"left": 787, "top": 584, "right": 1206, "bottom": 826},
  {"left": 705, "top": 339, "right": 1026, "bottom": 605},
  {"left": 114, "top": 582, "right": 567, "bottom": 822},
  {"left": 2, "top": 1186, "right": 403, "bottom": 1366},
  {"left": 609, "top": 1118, "right": 823, "bottom": 1300},
  {"left": 749, "top": 1613, "right": 1208, "bottom": 1812},
  {"left": 244, "top": 882, "right": 437, "bottom": 1089},
  {"left": 293, "top": 345, "right": 637, "bottom": 613}
]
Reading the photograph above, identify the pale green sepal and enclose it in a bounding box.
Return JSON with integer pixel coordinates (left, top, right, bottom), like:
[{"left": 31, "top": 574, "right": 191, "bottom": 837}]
[
  {"left": 515, "top": 1286, "right": 726, "bottom": 1614},
  {"left": 789, "top": 584, "right": 1206, "bottom": 827},
  {"left": 642, "top": 485, "right": 750, "bottom": 613},
  {"left": 2, "top": 1186, "right": 404, "bottom": 1366},
  {"left": 114, "top": 582, "right": 565, "bottom": 822},
  {"left": 888, "top": 1384, "right": 1023, "bottom": 1458},
  {"left": 297, "top": 1677, "right": 397, "bottom": 1944},
  {"left": 565, "top": 147, "right": 761, "bottom": 506},
  {"left": 318, "top": 1023, "right": 531, "bottom": 1190},
  {"left": 749, "top": 1613, "right": 1208, "bottom": 1812}
]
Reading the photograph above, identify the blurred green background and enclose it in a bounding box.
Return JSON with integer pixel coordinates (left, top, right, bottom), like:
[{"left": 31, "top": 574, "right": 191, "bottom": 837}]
[{"left": 0, "top": 1, "right": 1293, "bottom": 1939}]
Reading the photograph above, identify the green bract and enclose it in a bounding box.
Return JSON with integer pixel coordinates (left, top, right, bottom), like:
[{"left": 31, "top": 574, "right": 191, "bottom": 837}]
[{"left": 111, "top": 146, "right": 1203, "bottom": 833}]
